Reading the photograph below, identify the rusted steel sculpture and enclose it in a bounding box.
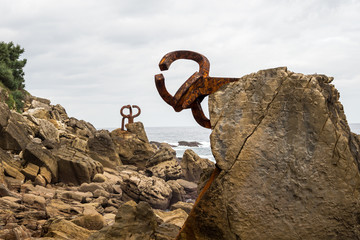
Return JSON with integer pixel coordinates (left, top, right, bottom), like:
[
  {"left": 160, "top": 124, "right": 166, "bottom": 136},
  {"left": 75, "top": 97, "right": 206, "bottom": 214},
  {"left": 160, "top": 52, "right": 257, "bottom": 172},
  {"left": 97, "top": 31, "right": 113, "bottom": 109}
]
[
  {"left": 155, "top": 50, "right": 238, "bottom": 128},
  {"left": 120, "top": 105, "right": 141, "bottom": 130}
]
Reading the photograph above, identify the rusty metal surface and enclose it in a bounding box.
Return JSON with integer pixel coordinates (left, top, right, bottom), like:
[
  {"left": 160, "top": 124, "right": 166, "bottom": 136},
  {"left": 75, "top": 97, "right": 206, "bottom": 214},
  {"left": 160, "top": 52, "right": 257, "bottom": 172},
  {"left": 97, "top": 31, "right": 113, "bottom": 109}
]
[
  {"left": 155, "top": 50, "right": 238, "bottom": 128},
  {"left": 120, "top": 105, "right": 141, "bottom": 130}
]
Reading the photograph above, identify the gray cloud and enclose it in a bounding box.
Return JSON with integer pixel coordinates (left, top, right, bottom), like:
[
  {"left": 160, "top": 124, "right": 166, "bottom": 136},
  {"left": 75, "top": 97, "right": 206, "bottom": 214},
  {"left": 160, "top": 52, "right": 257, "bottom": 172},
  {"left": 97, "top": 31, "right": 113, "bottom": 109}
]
[{"left": 0, "top": 0, "right": 359, "bottom": 128}]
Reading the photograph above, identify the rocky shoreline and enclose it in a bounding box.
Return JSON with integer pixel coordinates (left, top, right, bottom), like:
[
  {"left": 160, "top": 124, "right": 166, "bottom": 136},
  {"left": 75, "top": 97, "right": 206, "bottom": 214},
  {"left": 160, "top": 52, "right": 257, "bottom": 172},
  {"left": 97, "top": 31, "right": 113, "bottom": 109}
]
[{"left": 0, "top": 96, "right": 214, "bottom": 239}]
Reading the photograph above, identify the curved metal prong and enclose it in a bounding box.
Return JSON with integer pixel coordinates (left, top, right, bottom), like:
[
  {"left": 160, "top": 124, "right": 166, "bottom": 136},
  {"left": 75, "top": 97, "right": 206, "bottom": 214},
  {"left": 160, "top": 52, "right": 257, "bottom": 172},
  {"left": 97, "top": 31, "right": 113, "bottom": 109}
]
[
  {"left": 155, "top": 73, "right": 176, "bottom": 107},
  {"left": 132, "top": 105, "right": 141, "bottom": 118},
  {"left": 190, "top": 100, "right": 211, "bottom": 129},
  {"left": 120, "top": 105, "right": 132, "bottom": 118}
]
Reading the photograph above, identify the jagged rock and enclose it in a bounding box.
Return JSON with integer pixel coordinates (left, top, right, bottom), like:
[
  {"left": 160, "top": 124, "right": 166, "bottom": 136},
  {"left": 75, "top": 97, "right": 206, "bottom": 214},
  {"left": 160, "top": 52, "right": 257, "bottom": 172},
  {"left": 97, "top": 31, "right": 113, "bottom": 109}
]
[
  {"left": 89, "top": 201, "right": 157, "bottom": 240},
  {"left": 179, "top": 68, "right": 360, "bottom": 239},
  {"left": 42, "top": 218, "right": 93, "bottom": 239},
  {"left": 0, "top": 103, "right": 31, "bottom": 151},
  {"left": 53, "top": 147, "right": 103, "bottom": 185},
  {"left": 38, "top": 119, "right": 59, "bottom": 143},
  {"left": 175, "top": 179, "right": 197, "bottom": 201},
  {"left": 23, "top": 142, "right": 57, "bottom": 182},
  {"left": 71, "top": 137, "right": 88, "bottom": 152},
  {"left": 111, "top": 126, "right": 155, "bottom": 169},
  {"left": 88, "top": 130, "right": 122, "bottom": 168},
  {"left": 22, "top": 193, "right": 46, "bottom": 209},
  {"left": 167, "top": 180, "right": 186, "bottom": 205},
  {"left": 146, "top": 147, "right": 182, "bottom": 180},
  {"left": 119, "top": 170, "right": 172, "bottom": 210},
  {"left": 0, "top": 148, "right": 25, "bottom": 182},
  {"left": 181, "top": 149, "right": 214, "bottom": 183},
  {"left": 25, "top": 107, "right": 51, "bottom": 120},
  {"left": 170, "top": 201, "right": 193, "bottom": 214},
  {"left": 0, "top": 225, "right": 32, "bottom": 240},
  {"left": 67, "top": 117, "right": 96, "bottom": 138},
  {"left": 51, "top": 104, "right": 68, "bottom": 122},
  {"left": 126, "top": 122, "right": 150, "bottom": 143}
]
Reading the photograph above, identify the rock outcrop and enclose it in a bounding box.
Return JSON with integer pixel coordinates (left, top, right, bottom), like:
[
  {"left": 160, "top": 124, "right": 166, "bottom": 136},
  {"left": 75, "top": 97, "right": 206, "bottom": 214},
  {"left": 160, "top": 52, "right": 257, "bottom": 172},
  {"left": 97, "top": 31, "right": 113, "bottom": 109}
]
[
  {"left": 181, "top": 149, "right": 214, "bottom": 183},
  {"left": 178, "top": 67, "right": 360, "bottom": 239}
]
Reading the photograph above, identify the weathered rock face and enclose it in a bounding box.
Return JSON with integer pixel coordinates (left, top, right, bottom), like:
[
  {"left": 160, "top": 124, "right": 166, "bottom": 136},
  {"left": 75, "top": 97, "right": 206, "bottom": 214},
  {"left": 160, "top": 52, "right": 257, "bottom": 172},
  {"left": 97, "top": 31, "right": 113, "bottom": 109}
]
[
  {"left": 111, "top": 124, "right": 155, "bottom": 169},
  {"left": 181, "top": 149, "right": 214, "bottom": 183},
  {"left": 146, "top": 146, "right": 182, "bottom": 181},
  {"left": 179, "top": 67, "right": 360, "bottom": 239},
  {"left": 119, "top": 170, "right": 173, "bottom": 210},
  {"left": 88, "top": 130, "right": 122, "bottom": 168}
]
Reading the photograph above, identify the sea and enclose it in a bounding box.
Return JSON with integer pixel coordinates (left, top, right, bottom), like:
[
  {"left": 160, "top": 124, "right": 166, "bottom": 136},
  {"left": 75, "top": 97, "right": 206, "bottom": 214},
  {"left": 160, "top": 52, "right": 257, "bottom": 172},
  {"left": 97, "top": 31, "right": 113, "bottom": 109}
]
[{"left": 144, "top": 123, "right": 360, "bottom": 163}]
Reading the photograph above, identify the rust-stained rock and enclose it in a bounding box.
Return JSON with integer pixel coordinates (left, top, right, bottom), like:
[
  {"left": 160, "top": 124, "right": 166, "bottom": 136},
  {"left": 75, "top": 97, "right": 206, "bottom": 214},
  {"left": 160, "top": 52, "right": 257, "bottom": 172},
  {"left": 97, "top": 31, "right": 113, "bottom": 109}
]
[{"left": 178, "top": 67, "right": 360, "bottom": 239}]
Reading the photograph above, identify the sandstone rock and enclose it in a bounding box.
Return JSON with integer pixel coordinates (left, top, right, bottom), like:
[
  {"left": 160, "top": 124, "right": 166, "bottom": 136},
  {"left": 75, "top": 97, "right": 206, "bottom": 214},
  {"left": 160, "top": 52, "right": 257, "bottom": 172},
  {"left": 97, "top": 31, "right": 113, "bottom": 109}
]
[
  {"left": 34, "top": 174, "right": 47, "bottom": 187},
  {"left": 175, "top": 179, "right": 197, "bottom": 201},
  {"left": 181, "top": 149, "right": 214, "bottom": 183},
  {"left": 0, "top": 224, "right": 32, "bottom": 240},
  {"left": 23, "top": 142, "right": 58, "bottom": 182},
  {"left": 119, "top": 170, "right": 172, "bottom": 210},
  {"left": 92, "top": 173, "right": 106, "bottom": 183},
  {"left": 93, "top": 189, "right": 110, "bottom": 198},
  {"left": 38, "top": 119, "right": 59, "bottom": 143},
  {"left": 21, "top": 162, "right": 40, "bottom": 181},
  {"left": 71, "top": 213, "right": 106, "bottom": 230},
  {"left": 58, "top": 190, "right": 93, "bottom": 202},
  {"left": 146, "top": 147, "right": 182, "bottom": 181},
  {"left": 67, "top": 117, "right": 96, "bottom": 138},
  {"left": 53, "top": 146, "right": 103, "bottom": 185},
  {"left": 25, "top": 107, "right": 50, "bottom": 120},
  {"left": 0, "top": 149, "right": 25, "bottom": 181},
  {"left": 79, "top": 182, "right": 105, "bottom": 193},
  {"left": 51, "top": 104, "right": 68, "bottom": 122},
  {"left": 154, "top": 208, "right": 188, "bottom": 228},
  {"left": 88, "top": 130, "right": 122, "bottom": 168},
  {"left": 167, "top": 180, "right": 186, "bottom": 205},
  {"left": 170, "top": 201, "right": 193, "bottom": 214},
  {"left": 126, "top": 122, "right": 150, "bottom": 143},
  {"left": 0, "top": 103, "right": 31, "bottom": 151},
  {"left": 179, "top": 68, "right": 360, "bottom": 239},
  {"left": 22, "top": 193, "right": 46, "bottom": 209},
  {"left": 42, "top": 218, "right": 93, "bottom": 239},
  {"left": 111, "top": 127, "right": 155, "bottom": 169},
  {"left": 88, "top": 201, "right": 157, "bottom": 240}
]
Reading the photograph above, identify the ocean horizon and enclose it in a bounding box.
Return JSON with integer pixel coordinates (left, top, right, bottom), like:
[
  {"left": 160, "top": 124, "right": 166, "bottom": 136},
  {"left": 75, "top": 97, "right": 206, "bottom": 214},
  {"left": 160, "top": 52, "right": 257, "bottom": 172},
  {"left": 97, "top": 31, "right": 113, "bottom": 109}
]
[{"left": 103, "top": 123, "right": 360, "bottom": 162}]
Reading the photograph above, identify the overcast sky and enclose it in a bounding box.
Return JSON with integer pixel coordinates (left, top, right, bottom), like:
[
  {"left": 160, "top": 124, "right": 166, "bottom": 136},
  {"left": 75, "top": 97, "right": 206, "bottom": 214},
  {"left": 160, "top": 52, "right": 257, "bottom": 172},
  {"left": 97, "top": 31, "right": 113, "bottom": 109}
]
[{"left": 1, "top": 0, "right": 359, "bottom": 129}]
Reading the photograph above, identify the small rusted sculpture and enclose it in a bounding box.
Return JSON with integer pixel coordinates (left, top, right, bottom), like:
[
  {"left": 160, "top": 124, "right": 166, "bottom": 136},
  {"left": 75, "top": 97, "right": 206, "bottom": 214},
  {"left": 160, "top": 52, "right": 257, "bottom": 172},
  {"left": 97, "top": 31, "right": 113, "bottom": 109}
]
[
  {"left": 155, "top": 50, "right": 238, "bottom": 128},
  {"left": 120, "top": 105, "right": 141, "bottom": 130}
]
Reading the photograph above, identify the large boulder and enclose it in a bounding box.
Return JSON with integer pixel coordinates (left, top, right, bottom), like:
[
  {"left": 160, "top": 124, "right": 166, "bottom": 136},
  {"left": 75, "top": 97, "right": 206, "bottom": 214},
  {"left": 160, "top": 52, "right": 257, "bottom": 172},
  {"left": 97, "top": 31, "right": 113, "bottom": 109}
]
[
  {"left": 23, "top": 142, "right": 58, "bottom": 182},
  {"left": 53, "top": 146, "right": 103, "bottom": 185},
  {"left": 111, "top": 124, "right": 155, "bottom": 169},
  {"left": 0, "top": 103, "right": 31, "bottom": 151},
  {"left": 88, "top": 130, "right": 122, "bottom": 168},
  {"left": 178, "top": 68, "right": 360, "bottom": 239},
  {"left": 119, "top": 170, "right": 172, "bottom": 210},
  {"left": 181, "top": 149, "right": 214, "bottom": 183}
]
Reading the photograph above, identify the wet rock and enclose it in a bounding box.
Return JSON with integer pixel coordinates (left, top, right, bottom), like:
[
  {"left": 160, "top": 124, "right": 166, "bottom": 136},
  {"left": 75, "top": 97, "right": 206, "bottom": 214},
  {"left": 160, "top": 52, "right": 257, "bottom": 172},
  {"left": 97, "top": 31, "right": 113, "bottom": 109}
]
[
  {"left": 179, "top": 68, "right": 360, "bottom": 239},
  {"left": 178, "top": 141, "right": 201, "bottom": 147}
]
